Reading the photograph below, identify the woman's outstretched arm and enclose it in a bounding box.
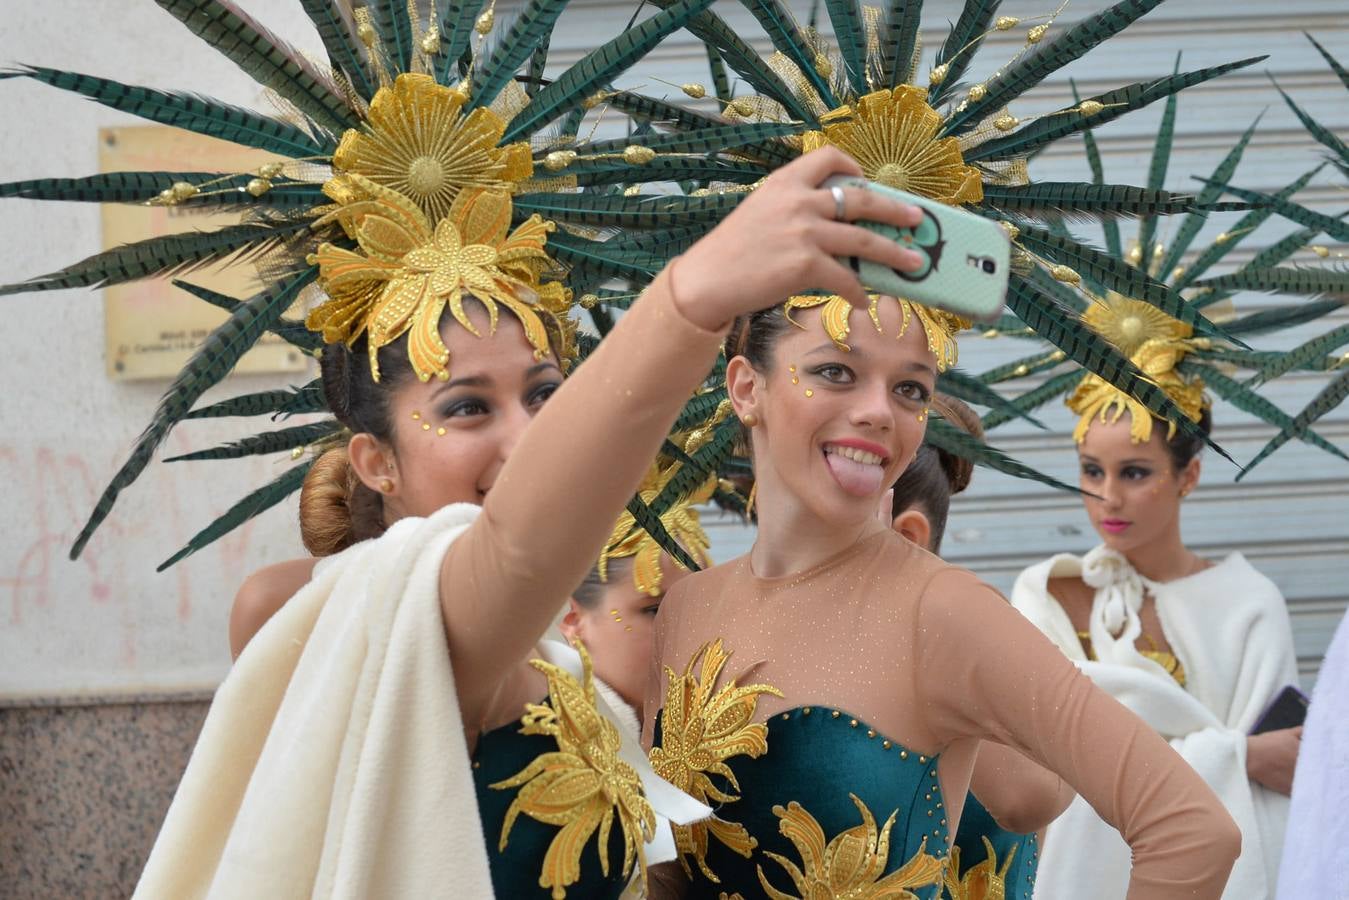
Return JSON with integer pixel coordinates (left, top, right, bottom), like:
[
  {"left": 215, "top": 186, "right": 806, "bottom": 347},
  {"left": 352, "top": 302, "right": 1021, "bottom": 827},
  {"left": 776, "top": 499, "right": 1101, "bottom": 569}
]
[{"left": 441, "top": 148, "right": 929, "bottom": 724}]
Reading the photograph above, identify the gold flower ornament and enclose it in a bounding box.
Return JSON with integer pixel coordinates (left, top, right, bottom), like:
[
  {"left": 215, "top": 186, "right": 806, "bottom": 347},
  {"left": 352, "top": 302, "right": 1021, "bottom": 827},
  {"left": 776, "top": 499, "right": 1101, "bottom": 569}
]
[
  {"left": 757, "top": 794, "right": 945, "bottom": 899},
  {"left": 329, "top": 72, "right": 533, "bottom": 221},
  {"left": 942, "top": 837, "right": 1017, "bottom": 900},
  {"left": 803, "top": 86, "right": 984, "bottom": 207},
  {"left": 649, "top": 639, "right": 784, "bottom": 882},
  {"left": 308, "top": 175, "right": 572, "bottom": 382},
  {"left": 1068, "top": 295, "right": 1207, "bottom": 444},
  {"left": 491, "top": 641, "right": 657, "bottom": 899},
  {"left": 598, "top": 451, "right": 718, "bottom": 597},
  {"left": 783, "top": 294, "right": 968, "bottom": 372}
]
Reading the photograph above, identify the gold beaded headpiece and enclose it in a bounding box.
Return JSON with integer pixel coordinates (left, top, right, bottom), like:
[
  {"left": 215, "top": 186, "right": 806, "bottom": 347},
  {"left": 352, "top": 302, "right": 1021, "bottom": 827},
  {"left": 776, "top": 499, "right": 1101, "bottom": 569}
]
[
  {"left": 1067, "top": 296, "right": 1207, "bottom": 444},
  {"left": 308, "top": 176, "right": 574, "bottom": 383},
  {"left": 783, "top": 294, "right": 968, "bottom": 372}
]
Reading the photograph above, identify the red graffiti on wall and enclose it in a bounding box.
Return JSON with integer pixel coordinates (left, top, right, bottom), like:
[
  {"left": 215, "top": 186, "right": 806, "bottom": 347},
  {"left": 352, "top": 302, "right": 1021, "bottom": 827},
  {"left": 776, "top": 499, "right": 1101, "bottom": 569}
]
[{"left": 0, "top": 435, "right": 286, "bottom": 671}]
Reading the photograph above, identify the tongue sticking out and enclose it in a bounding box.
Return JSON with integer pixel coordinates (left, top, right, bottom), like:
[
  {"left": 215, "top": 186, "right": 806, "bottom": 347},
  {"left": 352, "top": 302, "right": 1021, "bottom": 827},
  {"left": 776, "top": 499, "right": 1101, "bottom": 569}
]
[{"left": 825, "top": 451, "right": 885, "bottom": 497}]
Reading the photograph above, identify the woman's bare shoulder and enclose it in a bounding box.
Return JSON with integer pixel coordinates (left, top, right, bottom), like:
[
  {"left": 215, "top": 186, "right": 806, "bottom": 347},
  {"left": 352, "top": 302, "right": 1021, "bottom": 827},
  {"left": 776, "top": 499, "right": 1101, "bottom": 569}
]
[{"left": 228, "top": 557, "right": 320, "bottom": 658}]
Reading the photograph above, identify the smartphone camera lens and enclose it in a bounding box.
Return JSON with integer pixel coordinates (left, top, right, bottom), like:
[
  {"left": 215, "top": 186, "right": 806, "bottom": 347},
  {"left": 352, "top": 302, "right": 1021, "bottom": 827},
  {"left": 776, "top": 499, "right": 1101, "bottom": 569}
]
[{"left": 982, "top": 258, "right": 996, "bottom": 274}]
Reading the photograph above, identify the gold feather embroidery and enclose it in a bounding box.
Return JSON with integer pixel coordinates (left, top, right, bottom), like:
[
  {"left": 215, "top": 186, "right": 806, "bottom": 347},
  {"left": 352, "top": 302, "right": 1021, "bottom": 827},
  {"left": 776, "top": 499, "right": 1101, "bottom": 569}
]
[
  {"left": 491, "top": 642, "right": 656, "bottom": 899},
  {"left": 649, "top": 639, "right": 784, "bottom": 882}
]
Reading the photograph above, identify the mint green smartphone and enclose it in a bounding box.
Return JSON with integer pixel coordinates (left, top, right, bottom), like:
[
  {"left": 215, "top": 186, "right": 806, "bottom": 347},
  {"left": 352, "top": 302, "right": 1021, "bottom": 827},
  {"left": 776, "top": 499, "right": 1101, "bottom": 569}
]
[{"left": 823, "top": 175, "right": 1009, "bottom": 323}]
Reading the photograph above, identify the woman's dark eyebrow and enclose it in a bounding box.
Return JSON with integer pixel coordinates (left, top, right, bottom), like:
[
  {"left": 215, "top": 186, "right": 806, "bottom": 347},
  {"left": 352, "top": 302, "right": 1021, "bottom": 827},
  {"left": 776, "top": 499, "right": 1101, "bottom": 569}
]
[
  {"left": 904, "top": 359, "right": 936, "bottom": 377},
  {"left": 804, "top": 342, "right": 845, "bottom": 357},
  {"left": 432, "top": 374, "right": 490, "bottom": 398},
  {"left": 431, "top": 362, "right": 561, "bottom": 399},
  {"left": 526, "top": 362, "right": 562, "bottom": 378}
]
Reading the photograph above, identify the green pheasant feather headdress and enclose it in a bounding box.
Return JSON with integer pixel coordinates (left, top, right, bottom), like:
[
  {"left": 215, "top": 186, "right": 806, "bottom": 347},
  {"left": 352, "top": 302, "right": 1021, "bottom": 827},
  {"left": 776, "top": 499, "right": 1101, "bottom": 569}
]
[
  {"left": 549, "top": 0, "right": 1284, "bottom": 518},
  {"left": 1182, "top": 33, "right": 1349, "bottom": 478},
  {"left": 0, "top": 0, "right": 725, "bottom": 567},
  {"left": 975, "top": 65, "right": 1348, "bottom": 480}
]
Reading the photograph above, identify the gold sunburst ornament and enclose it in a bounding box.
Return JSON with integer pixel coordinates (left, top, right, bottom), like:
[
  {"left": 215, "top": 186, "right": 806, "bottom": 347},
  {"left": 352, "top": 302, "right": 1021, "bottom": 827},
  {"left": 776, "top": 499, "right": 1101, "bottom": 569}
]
[
  {"left": 756, "top": 794, "right": 946, "bottom": 899},
  {"left": 649, "top": 639, "right": 784, "bottom": 882},
  {"left": 329, "top": 72, "right": 533, "bottom": 221},
  {"left": 308, "top": 175, "right": 573, "bottom": 382},
  {"left": 1068, "top": 295, "right": 1207, "bottom": 444},
  {"left": 491, "top": 641, "right": 657, "bottom": 899},
  {"left": 1082, "top": 293, "right": 1191, "bottom": 359},
  {"left": 803, "top": 86, "right": 984, "bottom": 206},
  {"left": 783, "top": 294, "right": 967, "bottom": 372}
]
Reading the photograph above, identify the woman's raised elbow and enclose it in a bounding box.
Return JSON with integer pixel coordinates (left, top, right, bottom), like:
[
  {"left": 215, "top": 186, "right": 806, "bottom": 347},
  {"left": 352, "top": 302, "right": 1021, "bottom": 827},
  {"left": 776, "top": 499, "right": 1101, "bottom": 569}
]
[
  {"left": 1212, "top": 806, "right": 1243, "bottom": 867},
  {"left": 996, "top": 789, "right": 1071, "bottom": 835},
  {"left": 1190, "top": 801, "right": 1242, "bottom": 882}
]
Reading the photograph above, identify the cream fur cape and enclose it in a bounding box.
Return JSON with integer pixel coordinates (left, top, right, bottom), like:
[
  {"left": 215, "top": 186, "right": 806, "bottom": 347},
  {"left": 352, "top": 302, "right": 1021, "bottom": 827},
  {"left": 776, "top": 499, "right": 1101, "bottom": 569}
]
[
  {"left": 1012, "top": 547, "right": 1297, "bottom": 900},
  {"left": 135, "top": 504, "right": 705, "bottom": 899}
]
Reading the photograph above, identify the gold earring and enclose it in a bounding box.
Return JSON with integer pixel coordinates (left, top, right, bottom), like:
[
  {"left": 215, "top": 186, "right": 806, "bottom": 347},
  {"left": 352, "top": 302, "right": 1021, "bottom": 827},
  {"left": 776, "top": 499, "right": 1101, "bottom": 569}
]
[
  {"left": 1180, "top": 488, "right": 1190, "bottom": 498},
  {"left": 741, "top": 412, "right": 759, "bottom": 427},
  {"left": 379, "top": 477, "right": 394, "bottom": 494}
]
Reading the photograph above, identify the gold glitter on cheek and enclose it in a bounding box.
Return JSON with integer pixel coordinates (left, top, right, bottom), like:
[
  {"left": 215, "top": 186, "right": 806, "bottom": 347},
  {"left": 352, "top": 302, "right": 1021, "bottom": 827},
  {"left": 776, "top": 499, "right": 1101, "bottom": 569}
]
[
  {"left": 437, "top": 427, "right": 447, "bottom": 436},
  {"left": 805, "top": 389, "right": 814, "bottom": 398},
  {"left": 411, "top": 410, "right": 422, "bottom": 421},
  {"left": 790, "top": 364, "right": 799, "bottom": 385},
  {"left": 421, "top": 423, "right": 430, "bottom": 431}
]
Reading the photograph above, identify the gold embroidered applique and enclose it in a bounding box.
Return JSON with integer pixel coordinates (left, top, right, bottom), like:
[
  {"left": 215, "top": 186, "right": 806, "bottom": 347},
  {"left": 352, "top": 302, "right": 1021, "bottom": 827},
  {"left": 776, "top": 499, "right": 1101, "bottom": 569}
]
[
  {"left": 757, "top": 793, "right": 946, "bottom": 899},
  {"left": 491, "top": 641, "right": 656, "bottom": 899},
  {"left": 649, "top": 639, "right": 784, "bottom": 882},
  {"left": 942, "top": 836, "right": 1016, "bottom": 900}
]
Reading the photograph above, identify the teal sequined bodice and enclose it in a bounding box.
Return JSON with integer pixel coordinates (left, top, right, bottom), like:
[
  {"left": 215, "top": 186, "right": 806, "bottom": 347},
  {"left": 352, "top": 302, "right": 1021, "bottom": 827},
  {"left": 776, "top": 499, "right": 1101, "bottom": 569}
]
[
  {"left": 655, "top": 705, "right": 950, "bottom": 899},
  {"left": 472, "top": 704, "right": 632, "bottom": 900},
  {"left": 947, "top": 792, "right": 1039, "bottom": 899}
]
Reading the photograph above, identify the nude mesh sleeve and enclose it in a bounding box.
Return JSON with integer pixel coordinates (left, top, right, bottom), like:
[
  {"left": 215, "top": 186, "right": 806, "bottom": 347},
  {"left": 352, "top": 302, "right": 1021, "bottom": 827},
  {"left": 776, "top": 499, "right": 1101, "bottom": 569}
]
[{"left": 916, "top": 569, "right": 1241, "bottom": 899}]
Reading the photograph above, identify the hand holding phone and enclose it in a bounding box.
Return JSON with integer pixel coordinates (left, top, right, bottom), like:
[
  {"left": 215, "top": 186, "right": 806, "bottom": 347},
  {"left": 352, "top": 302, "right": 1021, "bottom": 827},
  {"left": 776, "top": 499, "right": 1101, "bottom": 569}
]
[{"left": 822, "top": 175, "right": 1009, "bottom": 323}]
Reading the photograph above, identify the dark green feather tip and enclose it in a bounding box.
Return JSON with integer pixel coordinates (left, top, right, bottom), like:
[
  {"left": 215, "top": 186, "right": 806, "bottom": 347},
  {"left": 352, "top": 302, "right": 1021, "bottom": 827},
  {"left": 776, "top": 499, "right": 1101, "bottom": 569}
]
[
  {"left": 164, "top": 420, "right": 341, "bottom": 463},
  {"left": 70, "top": 267, "right": 319, "bottom": 560},
  {"left": 157, "top": 460, "right": 313, "bottom": 570}
]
